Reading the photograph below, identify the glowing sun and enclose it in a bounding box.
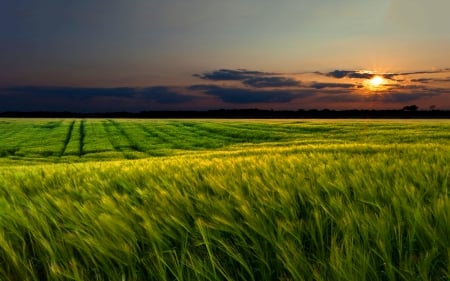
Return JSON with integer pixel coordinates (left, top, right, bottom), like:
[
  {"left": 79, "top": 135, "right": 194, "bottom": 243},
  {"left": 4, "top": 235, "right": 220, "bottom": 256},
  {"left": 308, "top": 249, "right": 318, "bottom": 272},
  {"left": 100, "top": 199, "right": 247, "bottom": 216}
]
[{"left": 365, "top": 75, "right": 387, "bottom": 91}]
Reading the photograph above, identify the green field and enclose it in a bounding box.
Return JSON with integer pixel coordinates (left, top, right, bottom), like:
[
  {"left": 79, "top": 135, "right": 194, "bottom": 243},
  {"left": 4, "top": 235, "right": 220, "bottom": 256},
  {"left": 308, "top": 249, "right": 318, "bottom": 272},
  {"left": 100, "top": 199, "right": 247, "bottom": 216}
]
[{"left": 0, "top": 119, "right": 449, "bottom": 280}]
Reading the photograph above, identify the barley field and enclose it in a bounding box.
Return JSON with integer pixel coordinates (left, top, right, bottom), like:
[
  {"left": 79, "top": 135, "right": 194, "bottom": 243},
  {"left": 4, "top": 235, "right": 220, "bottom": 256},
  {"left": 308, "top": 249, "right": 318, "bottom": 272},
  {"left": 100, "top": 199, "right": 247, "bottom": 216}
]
[{"left": 0, "top": 119, "right": 449, "bottom": 280}]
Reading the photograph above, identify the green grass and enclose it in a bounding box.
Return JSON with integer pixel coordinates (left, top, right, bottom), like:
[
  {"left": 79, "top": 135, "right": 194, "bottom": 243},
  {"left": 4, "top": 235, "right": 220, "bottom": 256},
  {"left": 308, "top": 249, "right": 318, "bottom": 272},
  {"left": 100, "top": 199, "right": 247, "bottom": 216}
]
[
  {"left": 1, "top": 119, "right": 450, "bottom": 164},
  {"left": 0, "top": 119, "right": 449, "bottom": 280}
]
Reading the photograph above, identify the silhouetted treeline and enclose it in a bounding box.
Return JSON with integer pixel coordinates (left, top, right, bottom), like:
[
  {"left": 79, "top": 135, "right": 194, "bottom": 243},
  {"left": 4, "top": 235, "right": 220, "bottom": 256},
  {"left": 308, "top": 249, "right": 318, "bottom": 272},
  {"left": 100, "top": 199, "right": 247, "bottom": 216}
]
[{"left": 1, "top": 109, "right": 450, "bottom": 119}]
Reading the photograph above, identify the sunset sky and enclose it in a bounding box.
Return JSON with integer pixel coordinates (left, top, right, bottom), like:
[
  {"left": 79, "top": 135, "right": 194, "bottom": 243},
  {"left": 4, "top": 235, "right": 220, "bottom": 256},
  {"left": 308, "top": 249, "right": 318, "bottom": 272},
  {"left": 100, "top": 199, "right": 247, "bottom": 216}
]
[{"left": 1, "top": 0, "right": 450, "bottom": 112}]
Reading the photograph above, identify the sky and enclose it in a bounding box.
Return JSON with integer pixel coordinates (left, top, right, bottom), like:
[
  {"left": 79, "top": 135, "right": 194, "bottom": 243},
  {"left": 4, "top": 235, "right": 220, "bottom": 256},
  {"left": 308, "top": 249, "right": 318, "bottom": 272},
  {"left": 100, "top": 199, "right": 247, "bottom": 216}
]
[{"left": 1, "top": 0, "right": 450, "bottom": 112}]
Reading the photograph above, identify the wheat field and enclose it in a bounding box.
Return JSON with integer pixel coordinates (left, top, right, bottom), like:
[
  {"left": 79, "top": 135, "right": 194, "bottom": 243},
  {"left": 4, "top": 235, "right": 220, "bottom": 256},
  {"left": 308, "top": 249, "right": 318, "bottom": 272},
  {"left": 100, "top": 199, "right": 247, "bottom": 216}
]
[{"left": 0, "top": 119, "right": 449, "bottom": 280}]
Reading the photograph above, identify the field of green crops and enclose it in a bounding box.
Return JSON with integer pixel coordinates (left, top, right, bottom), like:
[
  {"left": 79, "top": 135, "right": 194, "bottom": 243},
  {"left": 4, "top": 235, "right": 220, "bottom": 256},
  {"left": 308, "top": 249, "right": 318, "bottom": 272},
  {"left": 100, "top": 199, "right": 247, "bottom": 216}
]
[{"left": 0, "top": 119, "right": 449, "bottom": 281}]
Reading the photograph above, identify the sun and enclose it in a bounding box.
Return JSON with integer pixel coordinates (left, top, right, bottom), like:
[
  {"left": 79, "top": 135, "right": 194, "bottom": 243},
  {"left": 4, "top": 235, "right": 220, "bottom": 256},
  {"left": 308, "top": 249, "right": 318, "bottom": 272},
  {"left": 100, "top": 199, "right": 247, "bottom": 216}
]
[
  {"left": 364, "top": 75, "right": 387, "bottom": 91},
  {"left": 369, "top": 76, "right": 385, "bottom": 87}
]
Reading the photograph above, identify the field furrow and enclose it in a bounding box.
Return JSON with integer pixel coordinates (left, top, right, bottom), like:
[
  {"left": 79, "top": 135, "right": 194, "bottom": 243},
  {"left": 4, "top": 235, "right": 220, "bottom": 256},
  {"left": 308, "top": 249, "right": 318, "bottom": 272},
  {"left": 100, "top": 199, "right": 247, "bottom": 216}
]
[
  {"left": 108, "top": 120, "right": 146, "bottom": 153},
  {"left": 174, "top": 122, "right": 246, "bottom": 144},
  {"left": 80, "top": 120, "right": 119, "bottom": 160},
  {"left": 137, "top": 122, "right": 199, "bottom": 151},
  {"left": 59, "top": 120, "right": 75, "bottom": 157},
  {"left": 100, "top": 120, "right": 141, "bottom": 159},
  {"left": 168, "top": 122, "right": 235, "bottom": 148},
  {"left": 182, "top": 121, "right": 282, "bottom": 143},
  {"left": 57, "top": 120, "right": 82, "bottom": 159},
  {"left": 1, "top": 119, "right": 450, "bottom": 164},
  {"left": 0, "top": 122, "right": 33, "bottom": 156},
  {"left": 6, "top": 121, "right": 69, "bottom": 159},
  {"left": 79, "top": 119, "right": 85, "bottom": 156},
  {"left": 106, "top": 121, "right": 176, "bottom": 156}
]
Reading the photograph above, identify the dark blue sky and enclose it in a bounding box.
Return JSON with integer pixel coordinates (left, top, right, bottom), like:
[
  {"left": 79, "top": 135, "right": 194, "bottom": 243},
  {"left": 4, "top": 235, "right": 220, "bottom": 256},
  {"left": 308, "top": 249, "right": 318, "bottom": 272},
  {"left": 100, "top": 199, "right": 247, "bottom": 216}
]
[{"left": 1, "top": 0, "right": 450, "bottom": 111}]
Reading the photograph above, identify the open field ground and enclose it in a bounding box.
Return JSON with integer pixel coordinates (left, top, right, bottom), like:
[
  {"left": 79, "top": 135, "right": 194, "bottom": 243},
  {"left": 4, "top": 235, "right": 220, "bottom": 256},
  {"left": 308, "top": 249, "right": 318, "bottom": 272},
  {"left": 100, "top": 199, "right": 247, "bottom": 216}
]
[{"left": 0, "top": 119, "right": 449, "bottom": 280}]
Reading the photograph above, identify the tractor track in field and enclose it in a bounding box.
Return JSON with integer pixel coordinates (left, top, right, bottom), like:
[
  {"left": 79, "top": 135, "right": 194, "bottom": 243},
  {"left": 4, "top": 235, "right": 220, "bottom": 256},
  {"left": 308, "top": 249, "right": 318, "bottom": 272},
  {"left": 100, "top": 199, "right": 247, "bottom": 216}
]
[
  {"left": 108, "top": 120, "right": 146, "bottom": 153},
  {"left": 136, "top": 122, "right": 224, "bottom": 150},
  {"left": 102, "top": 120, "right": 146, "bottom": 158},
  {"left": 79, "top": 120, "right": 86, "bottom": 157},
  {"left": 59, "top": 120, "right": 75, "bottom": 158},
  {"left": 102, "top": 121, "right": 124, "bottom": 155}
]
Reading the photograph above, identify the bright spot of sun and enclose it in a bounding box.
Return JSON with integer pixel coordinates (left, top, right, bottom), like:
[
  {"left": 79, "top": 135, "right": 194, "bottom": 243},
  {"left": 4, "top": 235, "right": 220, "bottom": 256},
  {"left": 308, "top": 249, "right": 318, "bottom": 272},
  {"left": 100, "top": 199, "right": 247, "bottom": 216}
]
[
  {"left": 370, "top": 76, "right": 385, "bottom": 87},
  {"left": 364, "top": 75, "right": 387, "bottom": 91}
]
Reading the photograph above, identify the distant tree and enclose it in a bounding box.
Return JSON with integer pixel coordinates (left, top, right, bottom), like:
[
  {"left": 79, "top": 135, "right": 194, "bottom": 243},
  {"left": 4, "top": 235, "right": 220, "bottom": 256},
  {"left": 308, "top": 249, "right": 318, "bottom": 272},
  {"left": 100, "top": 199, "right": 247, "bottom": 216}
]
[
  {"left": 429, "top": 105, "right": 436, "bottom": 111},
  {"left": 402, "top": 105, "right": 418, "bottom": 111}
]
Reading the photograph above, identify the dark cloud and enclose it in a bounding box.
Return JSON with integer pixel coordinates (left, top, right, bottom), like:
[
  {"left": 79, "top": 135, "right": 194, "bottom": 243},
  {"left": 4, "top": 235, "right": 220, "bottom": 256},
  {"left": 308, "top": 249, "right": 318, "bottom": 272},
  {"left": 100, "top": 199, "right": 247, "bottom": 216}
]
[
  {"left": 352, "top": 72, "right": 374, "bottom": 79},
  {"left": 367, "top": 93, "right": 427, "bottom": 103},
  {"left": 411, "top": 78, "right": 433, "bottom": 83},
  {"left": 242, "top": 77, "right": 300, "bottom": 88},
  {"left": 195, "top": 69, "right": 303, "bottom": 89},
  {"left": 411, "top": 78, "right": 450, "bottom": 83},
  {"left": 323, "top": 69, "right": 450, "bottom": 80},
  {"left": 312, "top": 93, "right": 362, "bottom": 102},
  {"left": 1, "top": 86, "right": 193, "bottom": 104},
  {"left": 387, "top": 85, "right": 450, "bottom": 97},
  {"left": 366, "top": 88, "right": 444, "bottom": 102},
  {"left": 379, "top": 69, "right": 450, "bottom": 81},
  {"left": 310, "top": 82, "right": 355, "bottom": 89},
  {"left": 194, "top": 69, "right": 270, "bottom": 81},
  {"left": 3, "top": 67, "right": 449, "bottom": 111},
  {"left": 326, "top": 70, "right": 374, "bottom": 79},
  {"left": 0, "top": 86, "right": 196, "bottom": 112},
  {"left": 326, "top": 70, "right": 353, "bottom": 79},
  {"left": 135, "top": 87, "right": 194, "bottom": 103},
  {"left": 189, "top": 85, "right": 313, "bottom": 103},
  {"left": 325, "top": 70, "right": 399, "bottom": 80},
  {"left": 1, "top": 86, "right": 135, "bottom": 99},
  {"left": 311, "top": 86, "right": 446, "bottom": 104},
  {"left": 397, "top": 69, "right": 450, "bottom": 76},
  {"left": 393, "top": 84, "right": 429, "bottom": 90}
]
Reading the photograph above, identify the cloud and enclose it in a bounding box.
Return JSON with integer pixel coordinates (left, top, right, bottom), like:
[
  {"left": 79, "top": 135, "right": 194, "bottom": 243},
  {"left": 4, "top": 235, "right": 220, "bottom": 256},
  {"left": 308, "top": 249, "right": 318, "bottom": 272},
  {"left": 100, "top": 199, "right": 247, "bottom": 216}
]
[
  {"left": 313, "top": 91, "right": 439, "bottom": 105},
  {"left": 411, "top": 78, "right": 434, "bottom": 83},
  {"left": 313, "top": 93, "right": 364, "bottom": 103},
  {"left": 411, "top": 78, "right": 450, "bottom": 83},
  {"left": 326, "top": 70, "right": 353, "bottom": 79},
  {"left": 1, "top": 86, "right": 135, "bottom": 99},
  {"left": 189, "top": 85, "right": 313, "bottom": 103},
  {"left": 367, "top": 93, "right": 427, "bottom": 103},
  {"left": 326, "top": 70, "right": 374, "bottom": 79},
  {"left": 393, "top": 84, "right": 429, "bottom": 90},
  {"left": 325, "top": 70, "right": 399, "bottom": 80},
  {"left": 194, "top": 69, "right": 270, "bottom": 81},
  {"left": 3, "top": 67, "right": 449, "bottom": 112},
  {"left": 195, "top": 69, "right": 302, "bottom": 89},
  {"left": 1, "top": 86, "right": 193, "bottom": 104},
  {"left": 310, "top": 82, "right": 355, "bottom": 89},
  {"left": 0, "top": 86, "right": 197, "bottom": 112},
  {"left": 310, "top": 85, "right": 447, "bottom": 105},
  {"left": 323, "top": 70, "right": 450, "bottom": 80},
  {"left": 397, "top": 69, "right": 450, "bottom": 76},
  {"left": 366, "top": 88, "right": 444, "bottom": 103},
  {"left": 242, "top": 77, "right": 300, "bottom": 88},
  {"left": 136, "top": 87, "right": 194, "bottom": 103}
]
